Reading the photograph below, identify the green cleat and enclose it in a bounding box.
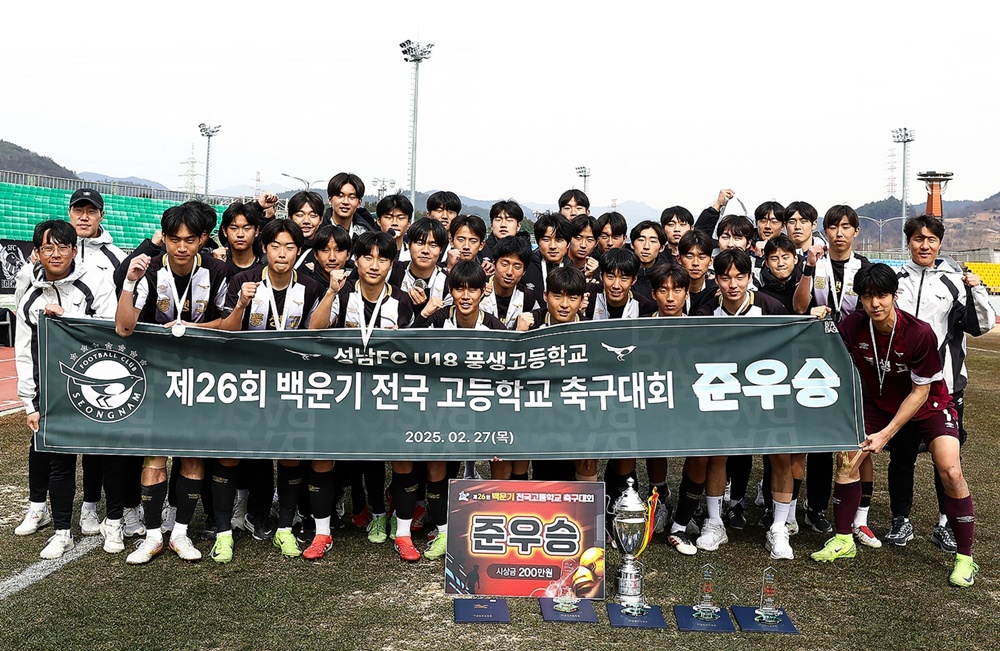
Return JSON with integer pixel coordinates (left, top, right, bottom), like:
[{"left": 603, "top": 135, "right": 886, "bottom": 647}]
[
  {"left": 210, "top": 532, "right": 233, "bottom": 564},
  {"left": 949, "top": 553, "right": 979, "bottom": 587},
  {"left": 367, "top": 514, "right": 388, "bottom": 544},
  {"left": 389, "top": 514, "right": 398, "bottom": 541},
  {"left": 273, "top": 529, "right": 301, "bottom": 558},
  {"left": 424, "top": 532, "right": 448, "bottom": 560},
  {"left": 811, "top": 534, "right": 857, "bottom": 562}
]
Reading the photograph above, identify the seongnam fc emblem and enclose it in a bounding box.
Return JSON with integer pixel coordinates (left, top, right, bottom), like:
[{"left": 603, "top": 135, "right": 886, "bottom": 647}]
[{"left": 59, "top": 346, "right": 147, "bottom": 423}]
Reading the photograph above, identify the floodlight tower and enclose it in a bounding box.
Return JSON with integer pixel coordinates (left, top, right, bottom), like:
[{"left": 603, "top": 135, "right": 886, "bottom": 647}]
[
  {"left": 371, "top": 177, "right": 396, "bottom": 200},
  {"left": 575, "top": 166, "right": 591, "bottom": 194},
  {"left": 199, "top": 123, "right": 221, "bottom": 195},
  {"left": 400, "top": 39, "right": 434, "bottom": 208},
  {"left": 891, "top": 127, "right": 915, "bottom": 249}
]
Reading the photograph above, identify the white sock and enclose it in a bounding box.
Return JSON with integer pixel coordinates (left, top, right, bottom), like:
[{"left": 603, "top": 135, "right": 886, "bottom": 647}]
[
  {"left": 670, "top": 522, "right": 685, "bottom": 534},
  {"left": 786, "top": 499, "right": 798, "bottom": 523},
  {"left": 437, "top": 524, "right": 447, "bottom": 536},
  {"left": 172, "top": 522, "right": 188, "bottom": 538},
  {"left": 396, "top": 517, "right": 412, "bottom": 538},
  {"left": 771, "top": 501, "right": 791, "bottom": 533},
  {"left": 276, "top": 526, "right": 292, "bottom": 533},
  {"left": 706, "top": 496, "right": 723, "bottom": 524},
  {"left": 106, "top": 518, "right": 121, "bottom": 527},
  {"left": 237, "top": 489, "right": 249, "bottom": 501},
  {"left": 82, "top": 501, "right": 98, "bottom": 512},
  {"left": 216, "top": 529, "right": 232, "bottom": 537},
  {"left": 56, "top": 528, "right": 71, "bottom": 537},
  {"left": 854, "top": 506, "right": 870, "bottom": 528},
  {"left": 315, "top": 516, "right": 332, "bottom": 536},
  {"left": 728, "top": 499, "right": 740, "bottom": 508},
  {"left": 147, "top": 530, "right": 163, "bottom": 544},
  {"left": 30, "top": 501, "right": 47, "bottom": 512},
  {"left": 938, "top": 512, "right": 948, "bottom": 527}
]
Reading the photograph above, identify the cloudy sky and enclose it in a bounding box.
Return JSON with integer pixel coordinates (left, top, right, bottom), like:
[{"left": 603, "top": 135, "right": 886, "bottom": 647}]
[{"left": 3, "top": 1, "right": 997, "bottom": 215}]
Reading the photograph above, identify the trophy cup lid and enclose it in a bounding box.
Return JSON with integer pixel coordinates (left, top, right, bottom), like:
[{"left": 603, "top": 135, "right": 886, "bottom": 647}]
[{"left": 614, "top": 478, "right": 646, "bottom": 517}]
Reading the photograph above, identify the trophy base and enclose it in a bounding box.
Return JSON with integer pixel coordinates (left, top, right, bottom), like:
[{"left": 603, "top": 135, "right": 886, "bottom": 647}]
[{"left": 619, "top": 602, "right": 650, "bottom": 617}]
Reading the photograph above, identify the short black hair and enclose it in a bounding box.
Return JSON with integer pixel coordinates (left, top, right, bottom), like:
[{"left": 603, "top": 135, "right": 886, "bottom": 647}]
[
  {"left": 718, "top": 215, "right": 756, "bottom": 241},
  {"left": 288, "top": 191, "right": 325, "bottom": 219},
  {"left": 854, "top": 263, "right": 899, "bottom": 297},
  {"left": 261, "top": 218, "right": 304, "bottom": 249},
  {"left": 558, "top": 189, "right": 590, "bottom": 210},
  {"left": 448, "top": 260, "right": 488, "bottom": 291},
  {"left": 161, "top": 201, "right": 215, "bottom": 237},
  {"left": 713, "top": 247, "right": 753, "bottom": 276},
  {"left": 490, "top": 199, "right": 524, "bottom": 224},
  {"left": 660, "top": 206, "right": 694, "bottom": 227},
  {"left": 427, "top": 190, "right": 462, "bottom": 214},
  {"left": 754, "top": 201, "right": 785, "bottom": 223},
  {"left": 376, "top": 192, "right": 414, "bottom": 219},
  {"left": 599, "top": 247, "right": 640, "bottom": 277},
  {"left": 327, "top": 172, "right": 365, "bottom": 199},
  {"left": 33, "top": 220, "right": 77, "bottom": 249},
  {"left": 449, "top": 214, "right": 487, "bottom": 241},
  {"left": 823, "top": 204, "right": 860, "bottom": 230},
  {"left": 904, "top": 214, "right": 945, "bottom": 241},
  {"left": 651, "top": 263, "right": 690, "bottom": 292},
  {"left": 678, "top": 229, "right": 713, "bottom": 257},
  {"left": 568, "top": 215, "right": 598, "bottom": 239},
  {"left": 352, "top": 230, "right": 397, "bottom": 261},
  {"left": 533, "top": 212, "right": 572, "bottom": 242},
  {"left": 313, "top": 224, "right": 351, "bottom": 253},
  {"left": 545, "top": 266, "right": 587, "bottom": 296},
  {"left": 783, "top": 201, "right": 818, "bottom": 224},
  {"left": 763, "top": 233, "right": 797, "bottom": 258},
  {"left": 219, "top": 201, "right": 264, "bottom": 246},
  {"left": 407, "top": 218, "right": 449, "bottom": 255},
  {"left": 596, "top": 211, "right": 628, "bottom": 237},
  {"left": 630, "top": 220, "right": 666, "bottom": 245},
  {"left": 491, "top": 235, "right": 532, "bottom": 267}
]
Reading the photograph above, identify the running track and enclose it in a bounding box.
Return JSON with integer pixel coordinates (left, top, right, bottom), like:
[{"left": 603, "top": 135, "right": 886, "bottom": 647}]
[{"left": 0, "top": 348, "right": 22, "bottom": 414}]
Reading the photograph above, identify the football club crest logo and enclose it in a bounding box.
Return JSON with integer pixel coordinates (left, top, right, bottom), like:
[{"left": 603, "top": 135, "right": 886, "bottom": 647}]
[{"left": 59, "top": 346, "right": 147, "bottom": 423}]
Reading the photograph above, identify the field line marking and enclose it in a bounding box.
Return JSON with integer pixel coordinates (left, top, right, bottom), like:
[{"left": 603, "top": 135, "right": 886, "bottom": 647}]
[
  {"left": 0, "top": 537, "right": 102, "bottom": 601},
  {"left": 968, "top": 346, "right": 1000, "bottom": 355}
]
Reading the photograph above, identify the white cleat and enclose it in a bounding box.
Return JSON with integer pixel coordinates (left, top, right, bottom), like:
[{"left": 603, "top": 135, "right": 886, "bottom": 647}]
[
  {"left": 100, "top": 519, "right": 125, "bottom": 554},
  {"left": 15, "top": 507, "right": 52, "bottom": 536},
  {"left": 766, "top": 528, "right": 795, "bottom": 560},
  {"left": 169, "top": 534, "right": 202, "bottom": 562},
  {"left": 40, "top": 532, "right": 75, "bottom": 559},
  {"left": 695, "top": 521, "right": 728, "bottom": 551},
  {"left": 126, "top": 537, "right": 164, "bottom": 565},
  {"left": 80, "top": 508, "right": 101, "bottom": 536}
]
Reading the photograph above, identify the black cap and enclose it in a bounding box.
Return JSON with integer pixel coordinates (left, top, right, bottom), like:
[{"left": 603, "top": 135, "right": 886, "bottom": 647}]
[{"left": 69, "top": 188, "right": 104, "bottom": 211}]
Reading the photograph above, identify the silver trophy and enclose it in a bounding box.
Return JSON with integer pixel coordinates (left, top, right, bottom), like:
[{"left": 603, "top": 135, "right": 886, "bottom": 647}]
[
  {"left": 693, "top": 563, "right": 722, "bottom": 621},
  {"left": 754, "top": 566, "right": 782, "bottom": 625},
  {"left": 613, "top": 478, "right": 650, "bottom": 616}
]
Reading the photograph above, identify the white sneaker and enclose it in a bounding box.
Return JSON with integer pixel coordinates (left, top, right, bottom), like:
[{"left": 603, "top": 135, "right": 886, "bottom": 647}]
[
  {"left": 652, "top": 503, "right": 669, "bottom": 534},
  {"left": 766, "top": 528, "right": 794, "bottom": 560},
  {"left": 160, "top": 505, "right": 177, "bottom": 533},
  {"left": 232, "top": 496, "right": 248, "bottom": 531},
  {"left": 100, "top": 519, "right": 125, "bottom": 553},
  {"left": 15, "top": 507, "right": 52, "bottom": 536},
  {"left": 695, "top": 520, "right": 728, "bottom": 551},
  {"left": 754, "top": 480, "right": 765, "bottom": 508},
  {"left": 40, "top": 532, "right": 74, "bottom": 559},
  {"left": 786, "top": 518, "right": 800, "bottom": 536},
  {"left": 123, "top": 506, "right": 146, "bottom": 537},
  {"left": 80, "top": 508, "right": 101, "bottom": 536},
  {"left": 169, "top": 534, "right": 202, "bottom": 561},
  {"left": 853, "top": 524, "right": 883, "bottom": 549},
  {"left": 126, "top": 537, "right": 164, "bottom": 565}
]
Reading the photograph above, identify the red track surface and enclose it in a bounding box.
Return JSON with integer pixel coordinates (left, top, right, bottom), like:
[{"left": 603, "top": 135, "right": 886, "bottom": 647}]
[{"left": 0, "top": 347, "right": 22, "bottom": 413}]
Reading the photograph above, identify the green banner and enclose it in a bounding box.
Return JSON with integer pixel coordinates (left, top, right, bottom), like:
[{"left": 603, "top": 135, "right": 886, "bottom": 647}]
[{"left": 37, "top": 315, "right": 863, "bottom": 460}]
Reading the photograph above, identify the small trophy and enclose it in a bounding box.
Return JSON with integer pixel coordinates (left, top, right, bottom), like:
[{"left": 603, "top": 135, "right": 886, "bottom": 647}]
[
  {"left": 613, "top": 478, "right": 654, "bottom": 616},
  {"left": 552, "top": 559, "right": 581, "bottom": 613},
  {"left": 754, "top": 566, "right": 782, "bottom": 626},
  {"left": 692, "top": 563, "right": 722, "bottom": 622}
]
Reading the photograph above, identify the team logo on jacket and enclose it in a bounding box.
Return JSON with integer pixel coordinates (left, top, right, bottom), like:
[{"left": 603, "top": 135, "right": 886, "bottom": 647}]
[{"left": 59, "top": 345, "right": 146, "bottom": 422}]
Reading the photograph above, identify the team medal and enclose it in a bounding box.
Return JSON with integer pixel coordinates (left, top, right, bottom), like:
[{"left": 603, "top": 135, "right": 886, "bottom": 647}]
[{"left": 171, "top": 323, "right": 186, "bottom": 337}]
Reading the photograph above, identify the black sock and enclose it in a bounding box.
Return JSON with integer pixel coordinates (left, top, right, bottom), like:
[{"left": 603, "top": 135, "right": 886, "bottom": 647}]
[
  {"left": 427, "top": 479, "right": 448, "bottom": 529},
  {"left": 673, "top": 475, "right": 705, "bottom": 527},
  {"left": 604, "top": 468, "right": 630, "bottom": 512},
  {"left": 859, "top": 481, "right": 874, "bottom": 509},
  {"left": 168, "top": 460, "right": 181, "bottom": 505},
  {"left": 174, "top": 476, "right": 201, "bottom": 527},
  {"left": 308, "top": 467, "right": 335, "bottom": 520},
  {"left": 277, "top": 464, "right": 305, "bottom": 528},
  {"left": 364, "top": 461, "right": 386, "bottom": 514},
  {"left": 392, "top": 470, "right": 418, "bottom": 520},
  {"left": 762, "top": 457, "right": 773, "bottom": 509},
  {"left": 792, "top": 478, "right": 803, "bottom": 501},
  {"left": 511, "top": 472, "right": 529, "bottom": 481},
  {"left": 727, "top": 455, "right": 752, "bottom": 502},
  {"left": 142, "top": 480, "right": 168, "bottom": 529},
  {"left": 212, "top": 464, "right": 239, "bottom": 532}
]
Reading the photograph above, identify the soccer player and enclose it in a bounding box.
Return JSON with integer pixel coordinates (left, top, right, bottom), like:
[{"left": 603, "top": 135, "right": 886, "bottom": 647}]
[
  {"left": 447, "top": 214, "right": 488, "bottom": 270},
  {"left": 629, "top": 220, "right": 668, "bottom": 301},
  {"left": 693, "top": 249, "right": 792, "bottom": 559},
  {"left": 660, "top": 206, "right": 694, "bottom": 257},
  {"left": 753, "top": 200, "right": 784, "bottom": 256},
  {"left": 483, "top": 200, "right": 524, "bottom": 261},
  {"left": 287, "top": 191, "right": 325, "bottom": 262},
  {"left": 812, "top": 264, "right": 979, "bottom": 587},
  {"left": 319, "top": 231, "right": 417, "bottom": 560},
  {"left": 426, "top": 190, "right": 462, "bottom": 232},
  {"left": 595, "top": 212, "right": 628, "bottom": 254},
  {"left": 558, "top": 189, "right": 590, "bottom": 220},
  {"left": 783, "top": 201, "right": 825, "bottom": 254},
  {"left": 377, "top": 193, "right": 413, "bottom": 263},
  {"left": 306, "top": 224, "right": 353, "bottom": 288},
  {"left": 115, "top": 201, "right": 230, "bottom": 564},
  {"left": 213, "top": 219, "right": 324, "bottom": 562},
  {"left": 677, "top": 230, "right": 717, "bottom": 316},
  {"left": 217, "top": 201, "right": 264, "bottom": 275},
  {"left": 15, "top": 220, "right": 117, "bottom": 559},
  {"left": 328, "top": 172, "right": 375, "bottom": 237},
  {"left": 584, "top": 248, "right": 655, "bottom": 320},
  {"left": 481, "top": 235, "right": 540, "bottom": 330},
  {"left": 886, "top": 215, "right": 995, "bottom": 550},
  {"left": 566, "top": 215, "right": 600, "bottom": 278},
  {"left": 522, "top": 213, "right": 572, "bottom": 299},
  {"left": 399, "top": 218, "right": 449, "bottom": 312},
  {"left": 516, "top": 266, "right": 587, "bottom": 331}
]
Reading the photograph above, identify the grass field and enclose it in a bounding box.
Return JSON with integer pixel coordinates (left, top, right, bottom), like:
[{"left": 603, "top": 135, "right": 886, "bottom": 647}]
[{"left": 1, "top": 332, "right": 998, "bottom": 651}]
